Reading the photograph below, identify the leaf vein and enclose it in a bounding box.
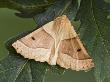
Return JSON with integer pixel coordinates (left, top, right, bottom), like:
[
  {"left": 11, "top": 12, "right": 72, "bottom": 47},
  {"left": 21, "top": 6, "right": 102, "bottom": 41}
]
[
  {"left": 58, "top": 0, "right": 72, "bottom": 15},
  {"left": 91, "top": 0, "right": 110, "bottom": 55},
  {"left": 12, "top": 60, "right": 28, "bottom": 82}
]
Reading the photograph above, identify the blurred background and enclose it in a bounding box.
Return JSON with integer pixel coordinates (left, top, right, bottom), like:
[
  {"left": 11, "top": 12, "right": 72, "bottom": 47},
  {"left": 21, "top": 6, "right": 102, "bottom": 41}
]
[{"left": 0, "top": 8, "right": 95, "bottom": 82}]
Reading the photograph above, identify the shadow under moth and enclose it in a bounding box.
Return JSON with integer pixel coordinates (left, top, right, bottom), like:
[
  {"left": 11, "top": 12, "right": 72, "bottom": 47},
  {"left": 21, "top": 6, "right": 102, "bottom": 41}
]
[{"left": 12, "top": 15, "right": 94, "bottom": 71}]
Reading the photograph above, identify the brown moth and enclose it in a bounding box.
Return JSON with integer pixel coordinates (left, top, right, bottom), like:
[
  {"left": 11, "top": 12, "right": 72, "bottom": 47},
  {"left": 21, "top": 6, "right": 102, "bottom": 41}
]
[{"left": 12, "top": 15, "right": 94, "bottom": 71}]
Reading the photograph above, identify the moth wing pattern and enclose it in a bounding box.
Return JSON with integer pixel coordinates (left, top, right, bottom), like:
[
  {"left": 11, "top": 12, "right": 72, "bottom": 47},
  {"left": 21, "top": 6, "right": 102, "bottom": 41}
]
[
  {"left": 57, "top": 27, "right": 94, "bottom": 71},
  {"left": 12, "top": 21, "right": 55, "bottom": 62},
  {"left": 12, "top": 15, "right": 94, "bottom": 71}
]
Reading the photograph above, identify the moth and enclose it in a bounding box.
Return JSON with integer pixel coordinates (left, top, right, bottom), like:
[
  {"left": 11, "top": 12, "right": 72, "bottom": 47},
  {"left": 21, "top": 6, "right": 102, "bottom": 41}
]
[{"left": 12, "top": 15, "right": 94, "bottom": 71}]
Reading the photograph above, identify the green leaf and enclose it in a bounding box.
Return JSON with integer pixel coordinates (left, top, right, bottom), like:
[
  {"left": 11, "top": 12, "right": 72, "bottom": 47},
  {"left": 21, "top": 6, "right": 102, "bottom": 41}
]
[
  {"left": 75, "top": 0, "right": 110, "bottom": 82},
  {"left": 0, "top": 53, "right": 27, "bottom": 82},
  {"left": 3, "top": 0, "right": 110, "bottom": 82},
  {"left": 0, "top": 53, "right": 48, "bottom": 82},
  {"left": 0, "top": 0, "right": 55, "bottom": 18},
  {"left": 34, "top": 0, "right": 81, "bottom": 26}
]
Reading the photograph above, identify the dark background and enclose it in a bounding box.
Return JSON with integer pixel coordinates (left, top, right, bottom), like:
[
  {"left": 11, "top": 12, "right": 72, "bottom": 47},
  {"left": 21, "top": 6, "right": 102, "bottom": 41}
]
[{"left": 0, "top": 8, "right": 95, "bottom": 82}]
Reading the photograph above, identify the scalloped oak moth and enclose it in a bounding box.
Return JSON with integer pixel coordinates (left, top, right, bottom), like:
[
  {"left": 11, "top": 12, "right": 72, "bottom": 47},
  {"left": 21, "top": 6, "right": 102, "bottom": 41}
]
[{"left": 12, "top": 15, "right": 94, "bottom": 71}]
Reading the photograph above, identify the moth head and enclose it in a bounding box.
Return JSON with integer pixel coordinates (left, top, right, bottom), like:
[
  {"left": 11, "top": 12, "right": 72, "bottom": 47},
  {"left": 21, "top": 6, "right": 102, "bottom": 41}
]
[{"left": 52, "top": 15, "right": 72, "bottom": 35}]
